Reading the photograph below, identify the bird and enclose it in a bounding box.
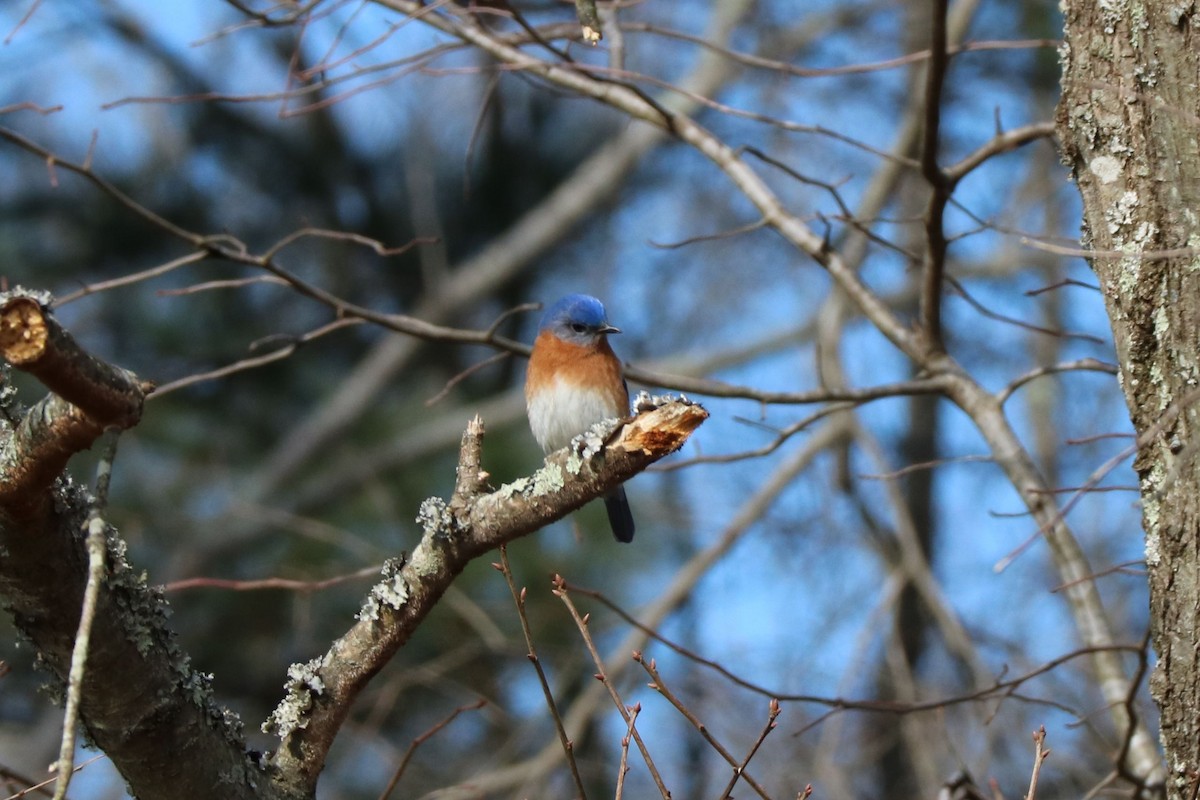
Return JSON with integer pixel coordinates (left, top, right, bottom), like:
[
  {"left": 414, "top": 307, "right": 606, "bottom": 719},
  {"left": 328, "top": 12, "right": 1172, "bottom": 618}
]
[{"left": 525, "top": 294, "right": 636, "bottom": 543}]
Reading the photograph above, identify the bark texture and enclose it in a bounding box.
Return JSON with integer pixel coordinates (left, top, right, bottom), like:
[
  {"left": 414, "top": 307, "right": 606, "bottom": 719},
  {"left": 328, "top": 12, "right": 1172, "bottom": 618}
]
[
  {"left": 1058, "top": 2, "right": 1200, "bottom": 795},
  {"left": 0, "top": 291, "right": 274, "bottom": 800}
]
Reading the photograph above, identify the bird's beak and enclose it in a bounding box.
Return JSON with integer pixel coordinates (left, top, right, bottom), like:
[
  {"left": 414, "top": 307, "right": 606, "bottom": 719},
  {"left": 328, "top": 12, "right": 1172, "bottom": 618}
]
[{"left": 599, "top": 324, "right": 621, "bottom": 335}]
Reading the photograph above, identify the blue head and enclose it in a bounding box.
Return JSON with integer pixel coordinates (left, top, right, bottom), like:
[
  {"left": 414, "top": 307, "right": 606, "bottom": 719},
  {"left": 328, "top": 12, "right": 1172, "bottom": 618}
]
[{"left": 539, "top": 294, "right": 620, "bottom": 345}]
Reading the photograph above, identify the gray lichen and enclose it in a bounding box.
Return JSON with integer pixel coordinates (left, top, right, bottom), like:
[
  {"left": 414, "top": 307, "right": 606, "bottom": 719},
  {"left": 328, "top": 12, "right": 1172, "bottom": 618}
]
[
  {"left": 0, "top": 285, "right": 54, "bottom": 308},
  {"left": 417, "top": 496, "right": 453, "bottom": 536},
  {"left": 262, "top": 656, "right": 327, "bottom": 739},
  {"left": 180, "top": 668, "right": 216, "bottom": 705},
  {"left": 495, "top": 476, "right": 532, "bottom": 500},
  {"left": 0, "top": 363, "right": 20, "bottom": 422},
  {"left": 532, "top": 462, "right": 566, "bottom": 495},
  {"left": 357, "top": 557, "right": 410, "bottom": 621},
  {"left": 575, "top": 418, "right": 618, "bottom": 460}
]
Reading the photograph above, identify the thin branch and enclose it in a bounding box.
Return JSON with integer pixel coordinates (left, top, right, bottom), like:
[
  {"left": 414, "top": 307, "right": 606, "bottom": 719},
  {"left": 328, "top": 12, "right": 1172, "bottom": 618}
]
[
  {"left": 614, "top": 703, "right": 639, "bottom": 800},
  {"left": 1112, "top": 629, "right": 1154, "bottom": 796},
  {"left": 3, "top": 0, "right": 45, "bottom": 44},
  {"left": 1024, "top": 726, "right": 1050, "bottom": 800},
  {"left": 946, "top": 275, "right": 1107, "bottom": 344},
  {"left": 616, "top": 24, "right": 1057, "bottom": 79},
  {"left": 1024, "top": 277, "right": 1102, "bottom": 296},
  {"left": 568, "top": 580, "right": 1143, "bottom": 715},
  {"left": 156, "top": 275, "right": 290, "bottom": 297},
  {"left": 151, "top": 318, "right": 364, "bottom": 397},
  {"left": 0, "top": 101, "right": 63, "bottom": 116},
  {"left": 718, "top": 698, "right": 781, "bottom": 800},
  {"left": 657, "top": 402, "right": 855, "bottom": 469},
  {"left": 53, "top": 251, "right": 209, "bottom": 307},
  {"left": 919, "top": 0, "right": 952, "bottom": 351},
  {"left": 0, "top": 127, "right": 206, "bottom": 245},
  {"left": 52, "top": 431, "right": 120, "bottom": 800},
  {"left": 647, "top": 218, "right": 768, "bottom": 249},
  {"left": 996, "top": 358, "right": 1118, "bottom": 405},
  {"left": 1, "top": 755, "right": 105, "bottom": 800},
  {"left": 635, "top": 653, "right": 772, "bottom": 800},
  {"left": 426, "top": 352, "right": 511, "bottom": 407},
  {"left": 946, "top": 122, "right": 1058, "bottom": 182},
  {"left": 624, "top": 371, "right": 948, "bottom": 406},
  {"left": 991, "top": 390, "right": 1200, "bottom": 572},
  {"left": 858, "top": 453, "right": 995, "bottom": 480},
  {"left": 496, "top": 548, "right": 587, "bottom": 799},
  {"left": 553, "top": 577, "right": 670, "bottom": 799},
  {"left": 375, "top": 700, "right": 487, "bottom": 800},
  {"left": 164, "top": 565, "right": 382, "bottom": 593},
  {"left": 1018, "top": 236, "right": 1200, "bottom": 262}
]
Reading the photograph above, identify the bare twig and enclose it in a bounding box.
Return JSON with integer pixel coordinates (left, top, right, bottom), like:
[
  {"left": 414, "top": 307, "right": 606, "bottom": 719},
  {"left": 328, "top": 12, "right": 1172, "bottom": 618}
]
[
  {"left": 1112, "top": 629, "right": 1154, "bottom": 796},
  {"left": 151, "top": 318, "right": 364, "bottom": 397},
  {"left": 52, "top": 431, "right": 121, "bottom": 800},
  {"left": 945, "top": 122, "right": 1058, "bottom": 182},
  {"left": 635, "top": 653, "right": 772, "bottom": 800},
  {"left": 552, "top": 577, "right": 670, "bottom": 799},
  {"left": 156, "top": 275, "right": 290, "bottom": 297},
  {"left": 919, "top": 0, "right": 952, "bottom": 351},
  {"left": 993, "top": 387, "right": 1200, "bottom": 572},
  {"left": 2, "top": 755, "right": 104, "bottom": 800},
  {"left": 376, "top": 699, "right": 487, "bottom": 800},
  {"left": 3, "top": 0, "right": 45, "bottom": 44},
  {"left": 996, "top": 358, "right": 1117, "bottom": 405},
  {"left": 568, "top": 583, "right": 1145, "bottom": 717},
  {"left": 164, "top": 565, "right": 382, "bottom": 593},
  {"left": 718, "top": 698, "right": 782, "bottom": 800},
  {"left": 54, "top": 252, "right": 209, "bottom": 307},
  {"left": 946, "top": 275, "right": 1107, "bottom": 344},
  {"left": 614, "top": 24, "right": 1056, "bottom": 79},
  {"left": 1024, "top": 726, "right": 1050, "bottom": 800},
  {"left": 496, "top": 548, "right": 587, "bottom": 799},
  {"left": 425, "top": 352, "right": 511, "bottom": 407},
  {"left": 859, "top": 453, "right": 995, "bottom": 480},
  {"left": 1050, "top": 560, "right": 1145, "bottom": 593},
  {"left": 614, "top": 703, "right": 639, "bottom": 800}
]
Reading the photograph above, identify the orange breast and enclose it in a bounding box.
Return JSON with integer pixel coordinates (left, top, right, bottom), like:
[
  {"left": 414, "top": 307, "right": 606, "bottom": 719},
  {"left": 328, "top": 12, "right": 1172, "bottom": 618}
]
[{"left": 525, "top": 332, "right": 629, "bottom": 452}]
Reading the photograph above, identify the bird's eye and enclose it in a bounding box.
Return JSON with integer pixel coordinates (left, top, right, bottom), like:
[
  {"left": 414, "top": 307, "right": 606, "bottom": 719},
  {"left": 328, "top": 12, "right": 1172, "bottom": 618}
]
[{"left": 570, "top": 322, "right": 587, "bottom": 334}]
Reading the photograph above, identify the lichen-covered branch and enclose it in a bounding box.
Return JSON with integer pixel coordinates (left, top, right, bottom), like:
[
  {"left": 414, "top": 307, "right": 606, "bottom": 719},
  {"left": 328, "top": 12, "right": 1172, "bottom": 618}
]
[
  {"left": 0, "top": 290, "right": 148, "bottom": 425},
  {"left": 0, "top": 289, "right": 149, "bottom": 511},
  {"left": 0, "top": 290, "right": 282, "bottom": 800},
  {"left": 264, "top": 398, "right": 708, "bottom": 795}
]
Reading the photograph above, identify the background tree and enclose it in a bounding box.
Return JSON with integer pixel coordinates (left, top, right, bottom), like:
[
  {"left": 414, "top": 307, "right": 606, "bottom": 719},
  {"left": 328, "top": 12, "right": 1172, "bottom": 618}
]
[{"left": 0, "top": 0, "right": 1189, "bottom": 798}]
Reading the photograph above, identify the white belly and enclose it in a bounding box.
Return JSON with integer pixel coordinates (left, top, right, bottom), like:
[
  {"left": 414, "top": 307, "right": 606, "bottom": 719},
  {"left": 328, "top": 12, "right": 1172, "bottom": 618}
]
[{"left": 527, "top": 378, "right": 623, "bottom": 453}]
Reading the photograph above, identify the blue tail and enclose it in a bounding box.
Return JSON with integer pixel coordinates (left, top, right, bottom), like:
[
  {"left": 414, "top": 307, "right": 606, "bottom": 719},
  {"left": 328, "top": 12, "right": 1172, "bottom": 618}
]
[{"left": 604, "top": 487, "right": 635, "bottom": 543}]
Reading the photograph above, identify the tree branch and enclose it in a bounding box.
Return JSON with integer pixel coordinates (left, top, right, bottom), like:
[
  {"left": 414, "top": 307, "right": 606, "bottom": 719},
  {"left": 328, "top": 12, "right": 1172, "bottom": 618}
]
[
  {"left": 918, "top": 0, "right": 951, "bottom": 352},
  {"left": 264, "top": 399, "right": 708, "bottom": 795},
  {"left": 0, "top": 292, "right": 277, "bottom": 800},
  {"left": 0, "top": 289, "right": 148, "bottom": 510}
]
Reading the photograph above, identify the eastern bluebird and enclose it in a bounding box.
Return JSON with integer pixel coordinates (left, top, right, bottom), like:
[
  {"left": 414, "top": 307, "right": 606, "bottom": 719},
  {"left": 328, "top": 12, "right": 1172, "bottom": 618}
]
[{"left": 525, "top": 294, "right": 636, "bottom": 543}]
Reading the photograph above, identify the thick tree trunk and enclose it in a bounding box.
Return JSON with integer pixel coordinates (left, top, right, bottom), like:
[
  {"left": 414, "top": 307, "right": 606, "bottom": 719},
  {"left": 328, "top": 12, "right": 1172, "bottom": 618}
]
[{"left": 1058, "top": 3, "right": 1199, "bottom": 796}]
